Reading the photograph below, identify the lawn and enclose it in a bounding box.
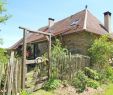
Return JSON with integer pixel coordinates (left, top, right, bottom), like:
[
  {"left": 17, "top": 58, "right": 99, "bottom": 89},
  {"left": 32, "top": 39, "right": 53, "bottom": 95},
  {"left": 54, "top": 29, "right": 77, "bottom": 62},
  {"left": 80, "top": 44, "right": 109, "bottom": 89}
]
[
  {"left": 95, "top": 83, "right": 113, "bottom": 95},
  {"left": 103, "top": 83, "right": 113, "bottom": 95}
]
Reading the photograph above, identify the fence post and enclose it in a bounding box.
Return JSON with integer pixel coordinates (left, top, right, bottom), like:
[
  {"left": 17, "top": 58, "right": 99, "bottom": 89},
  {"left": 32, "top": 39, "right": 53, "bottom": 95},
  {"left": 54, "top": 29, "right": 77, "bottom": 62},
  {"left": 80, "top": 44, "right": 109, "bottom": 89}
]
[
  {"left": 7, "top": 50, "right": 14, "bottom": 95},
  {"left": 48, "top": 34, "right": 51, "bottom": 79},
  {"left": 21, "top": 29, "right": 27, "bottom": 89}
]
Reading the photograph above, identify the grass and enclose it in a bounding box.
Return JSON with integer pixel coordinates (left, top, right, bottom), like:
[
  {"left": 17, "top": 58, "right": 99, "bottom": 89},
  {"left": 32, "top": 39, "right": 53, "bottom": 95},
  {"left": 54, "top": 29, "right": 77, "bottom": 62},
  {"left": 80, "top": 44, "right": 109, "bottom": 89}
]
[
  {"left": 95, "top": 83, "right": 113, "bottom": 95},
  {"left": 31, "top": 90, "right": 54, "bottom": 95},
  {"left": 103, "top": 83, "right": 113, "bottom": 95}
]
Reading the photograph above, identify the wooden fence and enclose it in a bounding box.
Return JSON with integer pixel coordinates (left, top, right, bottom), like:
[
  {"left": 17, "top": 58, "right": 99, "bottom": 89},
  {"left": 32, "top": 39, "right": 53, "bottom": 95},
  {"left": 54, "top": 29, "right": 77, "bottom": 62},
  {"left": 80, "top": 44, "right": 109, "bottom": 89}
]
[
  {"left": 0, "top": 58, "right": 22, "bottom": 95},
  {"left": 0, "top": 54, "right": 90, "bottom": 95},
  {"left": 51, "top": 54, "right": 90, "bottom": 81}
]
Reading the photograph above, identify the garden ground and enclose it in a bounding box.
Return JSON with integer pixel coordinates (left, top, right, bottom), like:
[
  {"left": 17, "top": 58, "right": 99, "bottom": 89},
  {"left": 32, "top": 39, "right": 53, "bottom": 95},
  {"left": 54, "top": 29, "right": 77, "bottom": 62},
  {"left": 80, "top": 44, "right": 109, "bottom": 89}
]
[{"left": 31, "top": 84, "right": 113, "bottom": 95}]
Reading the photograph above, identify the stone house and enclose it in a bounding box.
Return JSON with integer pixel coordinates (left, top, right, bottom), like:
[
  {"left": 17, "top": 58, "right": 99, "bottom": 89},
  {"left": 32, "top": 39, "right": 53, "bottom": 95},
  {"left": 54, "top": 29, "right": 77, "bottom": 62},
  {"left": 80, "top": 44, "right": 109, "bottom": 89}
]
[{"left": 10, "top": 8, "right": 112, "bottom": 59}]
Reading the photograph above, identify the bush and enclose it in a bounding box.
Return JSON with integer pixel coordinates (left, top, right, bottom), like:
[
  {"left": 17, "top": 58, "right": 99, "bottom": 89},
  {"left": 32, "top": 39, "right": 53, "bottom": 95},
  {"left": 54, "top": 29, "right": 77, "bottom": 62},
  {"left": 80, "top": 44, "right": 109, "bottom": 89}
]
[
  {"left": 43, "top": 78, "right": 61, "bottom": 91},
  {"left": 72, "top": 70, "right": 100, "bottom": 92},
  {"left": 89, "top": 35, "right": 113, "bottom": 69},
  {"left": 105, "top": 66, "right": 113, "bottom": 78},
  {"left": 84, "top": 67, "right": 100, "bottom": 80},
  {"left": 51, "top": 39, "right": 68, "bottom": 79},
  {"left": 87, "top": 79, "right": 100, "bottom": 89},
  {"left": 0, "top": 48, "right": 8, "bottom": 64},
  {"left": 99, "top": 66, "right": 113, "bottom": 83},
  {"left": 72, "top": 71, "right": 88, "bottom": 92},
  {"left": 88, "top": 35, "right": 113, "bottom": 85}
]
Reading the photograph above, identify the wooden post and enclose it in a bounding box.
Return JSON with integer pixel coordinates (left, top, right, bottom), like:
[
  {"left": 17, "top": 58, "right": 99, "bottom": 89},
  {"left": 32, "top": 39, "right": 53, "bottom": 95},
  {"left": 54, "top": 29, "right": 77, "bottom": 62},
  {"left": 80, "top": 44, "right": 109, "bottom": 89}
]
[
  {"left": 19, "top": 26, "right": 52, "bottom": 79},
  {"left": 48, "top": 34, "right": 51, "bottom": 79},
  {"left": 7, "top": 50, "right": 14, "bottom": 95},
  {"left": 21, "top": 29, "right": 27, "bottom": 89}
]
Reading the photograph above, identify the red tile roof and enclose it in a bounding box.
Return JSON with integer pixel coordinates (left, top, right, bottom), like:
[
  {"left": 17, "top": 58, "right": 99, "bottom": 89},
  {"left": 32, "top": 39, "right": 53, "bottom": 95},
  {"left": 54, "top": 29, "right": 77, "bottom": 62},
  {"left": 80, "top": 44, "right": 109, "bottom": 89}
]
[{"left": 10, "top": 9, "right": 109, "bottom": 49}]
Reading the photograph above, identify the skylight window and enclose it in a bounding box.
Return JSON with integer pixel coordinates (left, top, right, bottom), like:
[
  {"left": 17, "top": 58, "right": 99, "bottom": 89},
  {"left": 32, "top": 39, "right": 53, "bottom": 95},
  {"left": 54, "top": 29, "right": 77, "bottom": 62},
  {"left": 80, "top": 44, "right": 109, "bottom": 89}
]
[{"left": 70, "top": 19, "right": 79, "bottom": 26}]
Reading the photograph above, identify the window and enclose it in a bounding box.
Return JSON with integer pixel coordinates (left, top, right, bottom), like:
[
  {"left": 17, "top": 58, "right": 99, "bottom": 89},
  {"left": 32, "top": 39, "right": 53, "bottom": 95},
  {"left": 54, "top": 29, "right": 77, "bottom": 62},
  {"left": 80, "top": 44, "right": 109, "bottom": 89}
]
[{"left": 70, "top": 19, "right": 79, "bottom": 26}]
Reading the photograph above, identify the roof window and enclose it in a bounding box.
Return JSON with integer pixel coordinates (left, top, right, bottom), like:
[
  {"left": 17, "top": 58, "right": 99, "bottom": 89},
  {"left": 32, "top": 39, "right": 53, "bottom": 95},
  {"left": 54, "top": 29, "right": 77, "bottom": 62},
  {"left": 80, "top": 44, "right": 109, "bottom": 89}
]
[{"left": 70, "top": 19, "right": 79, "bottom": 26}]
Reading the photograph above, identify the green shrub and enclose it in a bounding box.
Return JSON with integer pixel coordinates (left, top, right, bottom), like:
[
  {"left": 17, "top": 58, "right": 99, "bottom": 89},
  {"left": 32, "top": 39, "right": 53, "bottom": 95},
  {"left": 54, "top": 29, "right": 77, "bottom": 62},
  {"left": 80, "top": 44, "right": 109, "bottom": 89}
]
[
  {"left": 89, "top": 35, "right": 113, "bottom": 69},
  {"left": 99, "top": 66, "right": 113, "bottom": 84},
  {"left": 0, "top": 48, "right": 8, "bottom": 64},
  {"left": 72, "top": 71, "right": 88, "bottom": 92},
  {"left": 84, "top": 67, "right": 99, "bottom": 80},
  {"left": 72, "top": 70, "right": 100, "bottom": 92},
  {"left": 87, "top": 79, "right": 100, "bottom": 89},
  {"left": 20, "top": 90, "right": 30, "bottom": 95},
  {"left": 43, "top": 78, "right": 61, "bottom": 91},
  {"left": 98, "top": 70, "right": 109, "bottom": 84},
  {"left": 51, "top": 39, "right": 68, "bottom": 79},
  {"left": 105, "top": 66, "right": 113, "bottom": 78}
]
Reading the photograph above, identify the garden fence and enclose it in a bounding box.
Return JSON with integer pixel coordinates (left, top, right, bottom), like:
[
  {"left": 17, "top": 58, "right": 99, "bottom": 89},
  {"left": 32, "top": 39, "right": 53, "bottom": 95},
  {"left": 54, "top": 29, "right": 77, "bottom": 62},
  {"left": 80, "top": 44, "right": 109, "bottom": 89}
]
[{"left": 51, "top": 54, "right": 90, "bottom": 81}]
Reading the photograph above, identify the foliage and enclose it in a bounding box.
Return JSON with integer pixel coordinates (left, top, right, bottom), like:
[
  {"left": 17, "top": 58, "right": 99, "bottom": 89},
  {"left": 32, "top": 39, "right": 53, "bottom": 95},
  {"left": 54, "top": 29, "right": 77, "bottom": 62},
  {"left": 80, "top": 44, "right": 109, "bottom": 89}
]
[
  {"left": 43, "top": 78, "right": 61, "bottom": 91},
  {"left": 51, "top": 39, "right": 68, "bottom": 78},
  {"left": 72, "top": 70, "right": 100, "bottom": 92},
  {"left": 0, "top": 48, "right": 8, "bottom": 90},
  {"left": 89, "top": 34, "right": 113, "bottom": 86},
  {"left": 72, "top": 71, "right": 88, "bottom": 92},
  {"left": 0, "top": 0, "right": 10, "bottom": 23},
  {"left": 105, "top": 66, "right": 113, "bottom": 79},
  {"left": 89, "top": 35, "right": 113, "bottom": 69},
  {"left": 0, "top": 0, "right": 10, "bottom": 63},
  {"left": 0, "top": 48, "right": 8, "bottom": 64},
  {"left": 99, "top": 66, "right": 113, "bottom": 84},
  {"left": 20, "top": 90, "right": 30, "bottom": 95},
  {"left": 87, "top": 78, "right": 99, "bottom": 89},
  {"left": 51, "top": 39, "right": 68, "bottom": 58},
  {"left": 84, "top": 67, "right": 100, "bottom": 80}
]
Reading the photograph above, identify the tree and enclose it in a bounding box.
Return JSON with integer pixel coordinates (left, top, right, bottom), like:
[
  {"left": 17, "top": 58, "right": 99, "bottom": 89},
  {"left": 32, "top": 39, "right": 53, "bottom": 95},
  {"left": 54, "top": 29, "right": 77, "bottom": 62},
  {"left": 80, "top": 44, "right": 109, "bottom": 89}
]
[
  {"left": 0, "top": 0, "right": 10, "bottom": 45},
  {"left": 0, "top": 0, "right": 9, "bottom": 62},
  {"left": 0, "top": 0, "right": 9, "bottom": 23},
  {"left": 89, "top": 35, "right": 113, "bottom": 69},
  {"left": 0, "top": 0, "right": 9, "bottom": 91}
]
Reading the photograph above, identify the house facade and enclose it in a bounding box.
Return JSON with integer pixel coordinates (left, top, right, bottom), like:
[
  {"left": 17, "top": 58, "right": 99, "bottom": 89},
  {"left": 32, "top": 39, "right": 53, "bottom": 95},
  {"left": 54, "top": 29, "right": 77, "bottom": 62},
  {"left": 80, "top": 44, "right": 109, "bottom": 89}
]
[{"left": 10, "top": 8, "right": 112, "bottom": 59}]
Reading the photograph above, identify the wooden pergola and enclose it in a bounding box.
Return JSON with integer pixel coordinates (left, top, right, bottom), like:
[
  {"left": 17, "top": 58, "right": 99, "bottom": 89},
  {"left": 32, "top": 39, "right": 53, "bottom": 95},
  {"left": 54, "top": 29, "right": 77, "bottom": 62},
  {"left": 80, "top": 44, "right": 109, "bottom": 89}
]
[{"left": 19, "top": 26, "right": 52, "bottom": 89}]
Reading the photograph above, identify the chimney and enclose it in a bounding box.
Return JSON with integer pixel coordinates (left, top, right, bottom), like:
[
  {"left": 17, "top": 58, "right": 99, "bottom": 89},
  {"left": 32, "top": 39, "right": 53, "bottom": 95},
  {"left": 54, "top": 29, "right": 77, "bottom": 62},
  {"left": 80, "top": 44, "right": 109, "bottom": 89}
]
[
  {"left": 48, "top": 18, "right": 55, "bottom": 27},
  {"left": 104, "top": 11, "right": 112, "bottom": 33}
]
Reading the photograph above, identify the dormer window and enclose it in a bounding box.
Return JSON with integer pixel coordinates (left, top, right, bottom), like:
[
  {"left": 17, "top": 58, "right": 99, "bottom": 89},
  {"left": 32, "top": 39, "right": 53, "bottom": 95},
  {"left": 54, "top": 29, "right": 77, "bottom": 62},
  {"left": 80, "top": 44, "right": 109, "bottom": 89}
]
[{"left": 70, "top": 19, "right": 79, "bottom": 26}]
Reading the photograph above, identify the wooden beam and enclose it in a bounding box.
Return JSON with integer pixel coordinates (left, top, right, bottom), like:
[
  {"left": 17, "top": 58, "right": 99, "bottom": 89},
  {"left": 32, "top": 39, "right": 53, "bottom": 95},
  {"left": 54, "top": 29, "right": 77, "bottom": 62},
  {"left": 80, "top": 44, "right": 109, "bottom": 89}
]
[
  {"left": 26, "top": 60, "right": 36, "bottom": 64},
  {"left": 19, "top": 26, "right": 52, "bottom": 36},
  {"left": 26, "top": 57, "right": 48, "bottom": 64}
]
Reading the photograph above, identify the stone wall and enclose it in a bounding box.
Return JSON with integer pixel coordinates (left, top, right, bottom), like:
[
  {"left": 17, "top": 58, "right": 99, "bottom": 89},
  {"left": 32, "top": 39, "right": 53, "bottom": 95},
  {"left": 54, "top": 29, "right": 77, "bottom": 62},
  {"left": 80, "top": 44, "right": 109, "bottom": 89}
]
[
  {"left": 61, "top": 31, "right": 98, "bottom": 55},
  {"left": 34, "top": 31, "right": 98, "bottom": 57}
]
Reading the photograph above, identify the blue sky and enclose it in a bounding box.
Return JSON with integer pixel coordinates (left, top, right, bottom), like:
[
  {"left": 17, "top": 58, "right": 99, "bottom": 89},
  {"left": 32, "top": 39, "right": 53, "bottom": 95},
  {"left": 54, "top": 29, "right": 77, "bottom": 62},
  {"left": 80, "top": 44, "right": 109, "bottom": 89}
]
[{"left": 0, "top": 0, "right": 113, "bottom": 48}]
